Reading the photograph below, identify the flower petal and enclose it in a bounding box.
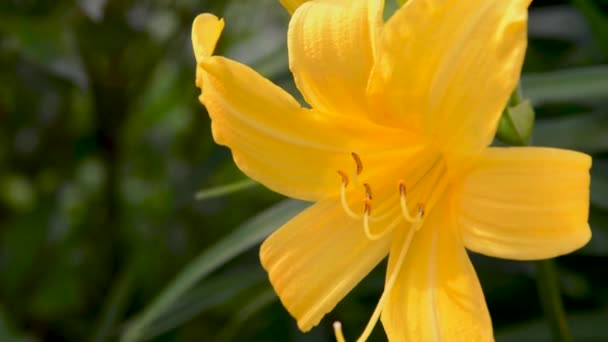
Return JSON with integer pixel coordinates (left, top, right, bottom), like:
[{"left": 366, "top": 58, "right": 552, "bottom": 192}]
[
  {"left": 260, "top": 200, "right": 393, "bottom": 331},
  {"left": 192, "top": 13, "right": 224, "bottom": 62},
  {"left": 456, "top": 147, "right": 592, "bottom": 260},
  {"left": 280, "top": 0, "right": 310, "bottom": 14},
  {"left": 369, "top": 0, "right": 530, "bottom": 154},
  {"left": 288, "top": 0, "right": 383, "bottom": 119},
  {"left": 198, "top": 53, "right": 410, "bottom": 201},
  {"left": 382, "top": 196, "right": 492, "bottom": 341},
  {"left": 192, "top": 13, "right": 224, "bottom": 88}
]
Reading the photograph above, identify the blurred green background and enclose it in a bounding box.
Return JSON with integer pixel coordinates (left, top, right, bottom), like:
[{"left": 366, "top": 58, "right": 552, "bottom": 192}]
[{"left": 0, "top": 0, "right": 607, "bottom": 341}]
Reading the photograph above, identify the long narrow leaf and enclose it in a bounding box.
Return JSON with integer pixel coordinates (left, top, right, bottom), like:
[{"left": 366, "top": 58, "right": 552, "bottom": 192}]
[
  {"left": 522, "top": 66, "right": 608, "bottom": 104},
  {"left": 195, "top": 179, "right": 258, "bottom": 200},
  {"left": 121, "top": 199, "right": 309, "bottom": 341}
]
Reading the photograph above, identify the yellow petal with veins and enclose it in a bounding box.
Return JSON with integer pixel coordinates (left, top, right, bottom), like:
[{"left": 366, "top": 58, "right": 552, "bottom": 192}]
[
  {"left": 260, "top": 200, "right": 393, "bottom": 331},
  {"left": 192, "top": 14, "right": 224, "bottom": 88},
  {"left": 457, "top": 147, "right": 591, "bottom": 260},
  {"left": 288, "top": 0, "right": 383, "bottom": 119},
  {"left": 198, "top": 55, "right": 408, "bottom": 201},
  {"left": 382, "top": 196, "right": 492, "bottom": 342},
  {"left": 280, "top": 0, "right": 310, "bottom": 14},
  {"left": 369, "top": 0, "right": 530, "bottom": 158},
  {"left": 192, "top": 13, "right": 224, "bottom": 62}
]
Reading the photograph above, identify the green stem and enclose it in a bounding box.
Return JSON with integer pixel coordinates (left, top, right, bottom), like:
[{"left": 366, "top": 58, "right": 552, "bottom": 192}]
[
  {"left": 507, "top": 85, "right": 573, "bottom": 341},
  {"left": 534, "top": 260, "right": 573, "bottom": 342}
]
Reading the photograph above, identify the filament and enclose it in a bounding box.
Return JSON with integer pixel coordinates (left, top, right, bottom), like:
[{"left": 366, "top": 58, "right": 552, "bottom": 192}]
[
  {"left": 363, "top": 211, "right": 402, "bottom": 241},
  {"left": 352, "top": 224, "right": 418, "bottom": 342},
  {"left": 399, "top": 182, "right": 423, "bottom": 224},
  {"left": 334, "top": 322, "right": 346, "bottom": 342},
  {"left": 339, "top": 171, "right": 362, "bottom": 219}
]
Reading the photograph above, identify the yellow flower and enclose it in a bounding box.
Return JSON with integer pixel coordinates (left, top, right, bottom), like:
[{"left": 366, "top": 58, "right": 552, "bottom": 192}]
[{"left": 192, "top": 0, "right": 592, "bottom": 340}]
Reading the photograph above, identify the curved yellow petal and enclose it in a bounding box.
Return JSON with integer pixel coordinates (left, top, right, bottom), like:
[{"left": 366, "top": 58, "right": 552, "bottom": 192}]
[
  {"left": 280, "top": 0, "right": 310, "bottom": 14},
  {"left": 369, "top": 0, "right": 530, "bottom": 155},
  {"left": 192, "top": 14, "right": 224, "bottom": 88},
  {"left": 456, "top": 147, "right": 592, "bottom": 260},
  {"left": 260, "top": 200, "right": 393, "bottom": 331},
  {"left": 198, "top": 55, "right": 410, "bottom": 201},
  {"left": 382, "top": 196, "right": 492, "bottom": 341},
  {"left": 288, "top": 0, "right": 383, "bottom": 119},
  {"left": 192, "top": 13, "right": 224, "bottom": 62}
]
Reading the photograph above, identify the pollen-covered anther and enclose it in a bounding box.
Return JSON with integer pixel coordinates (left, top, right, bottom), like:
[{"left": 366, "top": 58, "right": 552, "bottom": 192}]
[
  {"left": 363, "top": 183, "right": 372, "bottom": 200},
  {"left": 399, "top": 180, "right": 422, "bottom": 224},
  {"left": 417, "top": 203, "right": 425, "bottom": 217},
  {"left": 337, "top": 170, "right": 349, "bottom": 186},
  {"left": 333, "top": 322, "right": 346, "bottom": 342},
  {"left": 364, "top": 198, "right": 372, "bottom": 215},
  {"left": 351, "top": 152, "right": 363, "bottom": 175}
]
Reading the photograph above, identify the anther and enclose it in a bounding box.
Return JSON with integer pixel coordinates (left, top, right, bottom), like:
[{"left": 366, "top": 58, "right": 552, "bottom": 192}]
[
  {"left": 363, "top": 183, "right": 372, "bottom": 200},
  {"left": 399, "top": 182, "right": 406, "bottom": 196},
  {"left": 399, "top": 180, "right": 422, "bottom": 224},
  {"left": 351, "top": 152, "right": 363, "bottom": 175},
  {"left": 334, "top": 322, "right": 346, "bottom": 342},
  {"left": 364, "top": 198, "right": 372, "bottom": 215},
  {"left": 337, "top": 170, "right": 349, "bottom": 186},
  {"left": 417, "top": 203, "right": 425, "bottom": 218}
]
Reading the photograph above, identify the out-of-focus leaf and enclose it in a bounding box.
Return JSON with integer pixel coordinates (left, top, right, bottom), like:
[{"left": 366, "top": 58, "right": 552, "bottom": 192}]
[
  {"left": 91, "top": 263, "right": 135, "bottom": 342},
  {"left": 0, "top": 308, "right": 34, "bottom": 342},
  {"left": 0, "top": 15, "right": 88, "bottom": 88},
  {"left": 572, "top": 0, "right": 608, "bottom": 57},
  {"left": 497, "top": 100, "right": 535, "bottom": 146},
  {"left": 522, "top": 66, "right": 608, "bottom": 104},
  {"left": 528, "top": 6, "right": 590, "bottom": 42},
  {"left": 121, "top": 199, "right": 310, "bottom": 342},
  {"left": 195, "top": 179, "right": 258, "bottom": 200},
  {"left": 0, "top": 174, "right": 36, "bottom": 212},
  {"left": 215, "top": 287, "right": 277, "bottom": 342},
  {"left": 76, "top": 0, "right": 108, "bottom": 22},
  {"left": 534, "top": 112, "right": 608, "bottom": 153},
  {"left": 141, "top": 269, "right": 266, "bottom": 340},
  {"left": 591, "top": 160, "right": 608, "bottom": 209},
  {"left": 496, "top": 312, "right": 608, "bottom": 341}
]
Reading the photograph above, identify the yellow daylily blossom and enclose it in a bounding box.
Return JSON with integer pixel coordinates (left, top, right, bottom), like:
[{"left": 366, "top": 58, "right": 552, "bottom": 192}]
[{"left": 192, "top": 0, "right": 592, "bottom": 340}]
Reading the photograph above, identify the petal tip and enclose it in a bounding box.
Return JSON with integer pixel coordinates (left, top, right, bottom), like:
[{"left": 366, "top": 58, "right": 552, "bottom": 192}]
[{"left": 192, "top": 13, "right": 225, "bottom": 62}]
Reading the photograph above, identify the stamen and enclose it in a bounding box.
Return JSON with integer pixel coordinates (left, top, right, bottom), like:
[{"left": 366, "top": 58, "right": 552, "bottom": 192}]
[
  {"left": 363, "top": 212, "right": 401, "bottom": 241},
  {"left": 354, "top": 224, "right": 418, "bottom": 342},
  {"left": 399, "top": 181, "right": 423, "bottom": 224},
  {"left": 363, "top": 183, "right": 372, "bottom": 200},
  {"left": 413, "top": 204, "right": 425, "bottom": 231},
  {"left": 351, "top": 152, "right": 363, "bottom": 175},
  {"left": 339, "top": 171, "right": 362, "bottom": 220},
  {"left": 334, "top": 322, "right": 346, "bottom": 342}
]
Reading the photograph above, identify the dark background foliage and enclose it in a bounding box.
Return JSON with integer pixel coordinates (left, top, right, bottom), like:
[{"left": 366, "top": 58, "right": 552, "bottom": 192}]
[{"left": 0, "top": 0, "right": 607, "bottom": 341}]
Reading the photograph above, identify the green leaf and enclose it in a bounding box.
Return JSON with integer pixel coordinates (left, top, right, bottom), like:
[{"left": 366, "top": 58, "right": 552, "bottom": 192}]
[
  {"left": 91, "top": 262, "right": 135, "bottom": 342},
  {"left": 0, "top": 308, "right": 34, "bottom": 342},
  {"left": 140, "top": 270, "right": 266, "bottom": 340},
  {"left": 496, "top": 312, "right": 608, "bottom": 341},
  {"left": 591, "top": 160, "right": 608, "bottom": 209},
  {"left": 214, "top": 287, "right": 278, "bottom": 342},
  {"left": 522, "top": 66, "right": 608, "bottom": 104},
  {"left": 121, "top": 199, "right": 310, "bottom": 342},
  {"left": 572, "top": 0, "right": 608, "bottom": 57},
  {"left": 195, "top": 179, "right": 258, "bottom": 201},
  {"left": 497, "top": 100, "right": 535, "bottom": 146},
  {"left": 533, "top": 112, "right": 608, "bottom": 154}
]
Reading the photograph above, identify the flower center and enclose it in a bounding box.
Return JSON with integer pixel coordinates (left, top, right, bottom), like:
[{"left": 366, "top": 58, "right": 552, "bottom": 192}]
[
  {"left": 334, "top": 150, "right": 447, "bottom": 342},
  {"left": 337, "top": 152, "right": 445, "bottom": 240}
]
